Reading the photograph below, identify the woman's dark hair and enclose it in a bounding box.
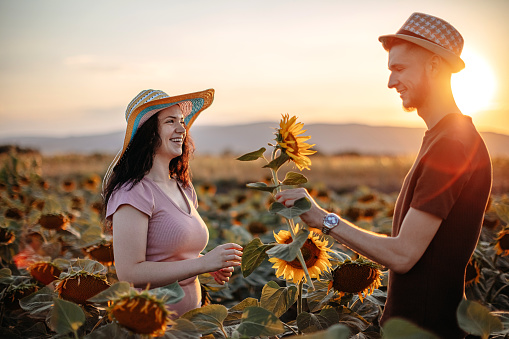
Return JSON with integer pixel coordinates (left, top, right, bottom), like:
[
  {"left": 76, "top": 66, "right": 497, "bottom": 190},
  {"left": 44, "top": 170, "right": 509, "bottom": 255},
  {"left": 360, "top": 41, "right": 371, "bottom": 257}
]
[{"left": 103, "top": 112, "right": 195, "bottom": 208}]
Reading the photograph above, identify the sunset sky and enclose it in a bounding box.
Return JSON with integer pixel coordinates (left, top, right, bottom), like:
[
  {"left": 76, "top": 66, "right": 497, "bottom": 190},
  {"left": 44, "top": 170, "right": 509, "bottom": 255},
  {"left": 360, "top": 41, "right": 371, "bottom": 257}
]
[{"left": 1, "top": 0, "right": 508, "bottom": 137}]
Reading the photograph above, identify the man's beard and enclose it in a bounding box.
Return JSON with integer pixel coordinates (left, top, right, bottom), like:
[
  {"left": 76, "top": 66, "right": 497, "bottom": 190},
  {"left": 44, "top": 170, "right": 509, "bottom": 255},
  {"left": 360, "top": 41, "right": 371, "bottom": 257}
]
[{"left": 402, "top": 71, "right": 430, "bottom": 112}]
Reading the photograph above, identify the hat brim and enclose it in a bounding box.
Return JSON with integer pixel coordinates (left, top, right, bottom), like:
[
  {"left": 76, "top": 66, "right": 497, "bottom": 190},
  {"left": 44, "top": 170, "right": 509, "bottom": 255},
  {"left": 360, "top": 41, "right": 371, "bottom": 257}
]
[
  {"left": 121, "top": 88, "right": 214, "bottom": 160},
  {"left": 379, "top": 34, "right": 465, "bottom": 73}
]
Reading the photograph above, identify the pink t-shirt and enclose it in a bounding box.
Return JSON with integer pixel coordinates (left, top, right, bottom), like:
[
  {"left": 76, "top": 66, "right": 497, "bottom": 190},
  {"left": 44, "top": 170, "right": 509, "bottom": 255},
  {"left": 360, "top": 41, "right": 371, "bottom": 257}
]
[{"left": 106, "top": 177, "right": 209, "bottom": 316}]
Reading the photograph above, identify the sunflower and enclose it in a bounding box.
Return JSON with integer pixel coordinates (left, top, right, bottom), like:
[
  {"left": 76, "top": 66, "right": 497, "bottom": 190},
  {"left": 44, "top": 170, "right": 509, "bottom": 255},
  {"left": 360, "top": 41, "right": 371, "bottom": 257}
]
[
  {"left": 2, "top": 283, "right": 39, "bottom": 310},
  {"left": 108, "top": 289, "right": 176, "bottom": 337},
  {"left": 38, "top": 213, "right": 69, "bottom": 230},
  {"left": 28, "top": 261, "right": 62, "bottom": 285},
  {"left": 329, "top": 257, "right": 383, "bottom": 302},
  {"left": 55, "top": 271, "right": 110, "bottom": 304},
  {"left": 276, "top": 114, "right": 316, "bottom": 170},
  {"left": 465, "top": 257, "right": 481, "bottom": 286},
  {"left": 495, "top": 227, "right": 509, "bottom": 256},
  {"left": 269, "top": 225, "right": 333, "bottom": 284},
  {"left": 85, "top": 240, "right": 114, "bottom": 266}
]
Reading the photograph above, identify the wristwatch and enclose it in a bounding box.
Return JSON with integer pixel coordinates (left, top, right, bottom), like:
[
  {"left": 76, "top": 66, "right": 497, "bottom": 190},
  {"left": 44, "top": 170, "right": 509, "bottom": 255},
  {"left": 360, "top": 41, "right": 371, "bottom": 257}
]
[{"left": 322, "top": 213, "right": 340, "bottom": 235}]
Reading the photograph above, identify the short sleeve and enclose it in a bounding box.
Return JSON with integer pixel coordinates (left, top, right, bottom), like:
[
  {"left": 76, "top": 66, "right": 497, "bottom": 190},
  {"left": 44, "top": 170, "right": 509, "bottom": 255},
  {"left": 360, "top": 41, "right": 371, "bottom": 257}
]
[
  {"left": 106, "top": 181, "right": 155, "bottom": 221},
  {"left": 410, "top": 138, "right": 470, "bottom": 219}
]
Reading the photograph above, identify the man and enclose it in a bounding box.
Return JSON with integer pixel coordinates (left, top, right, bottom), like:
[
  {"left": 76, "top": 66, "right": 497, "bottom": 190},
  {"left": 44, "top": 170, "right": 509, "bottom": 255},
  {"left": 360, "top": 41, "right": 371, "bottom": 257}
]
[{"left": 275, "top": 12, "right": 492, "bottom": 338}]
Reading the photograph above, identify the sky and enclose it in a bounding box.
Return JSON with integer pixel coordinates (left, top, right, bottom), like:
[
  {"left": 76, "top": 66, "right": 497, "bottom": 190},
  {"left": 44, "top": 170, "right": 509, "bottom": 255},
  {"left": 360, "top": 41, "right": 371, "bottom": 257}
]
[{"left": 1, "top": 0, "right": 508, "bottom": 137}]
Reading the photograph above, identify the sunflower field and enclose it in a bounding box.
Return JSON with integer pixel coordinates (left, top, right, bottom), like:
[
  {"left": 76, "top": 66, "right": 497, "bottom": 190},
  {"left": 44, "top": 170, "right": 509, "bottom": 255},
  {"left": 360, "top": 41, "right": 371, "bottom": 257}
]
[{"left": 1, "top": 123, "right": 509, "bottom": 338}]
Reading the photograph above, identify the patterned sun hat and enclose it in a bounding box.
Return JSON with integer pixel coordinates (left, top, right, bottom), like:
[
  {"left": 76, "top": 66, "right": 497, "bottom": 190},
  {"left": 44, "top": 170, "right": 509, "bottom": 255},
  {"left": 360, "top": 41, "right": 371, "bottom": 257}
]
[
  {"left": 102, "top": 88, "right": 214, "bottom": 192},
  {"left": 379, "top": 13, "right": 465, "bottom": 73}
]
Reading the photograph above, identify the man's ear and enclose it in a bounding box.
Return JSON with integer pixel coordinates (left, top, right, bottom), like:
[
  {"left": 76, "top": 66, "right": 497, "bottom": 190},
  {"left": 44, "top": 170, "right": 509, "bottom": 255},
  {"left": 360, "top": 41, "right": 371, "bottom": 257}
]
[{"left": 429, "top": 54, "right": 446, "bottom": 76}]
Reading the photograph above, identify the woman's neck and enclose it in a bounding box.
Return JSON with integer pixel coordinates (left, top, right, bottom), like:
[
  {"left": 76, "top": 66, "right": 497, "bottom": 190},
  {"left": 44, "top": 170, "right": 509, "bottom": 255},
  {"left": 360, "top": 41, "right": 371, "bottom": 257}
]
[{"left": 145, "top": 155, "right": 172, "bottom": 183}]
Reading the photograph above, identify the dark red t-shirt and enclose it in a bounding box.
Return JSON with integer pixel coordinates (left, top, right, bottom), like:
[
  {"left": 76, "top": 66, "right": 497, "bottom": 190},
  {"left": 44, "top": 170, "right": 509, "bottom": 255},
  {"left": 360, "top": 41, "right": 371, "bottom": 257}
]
[{"left": 380, "top": 113, "right": 492, "bottom": 338}]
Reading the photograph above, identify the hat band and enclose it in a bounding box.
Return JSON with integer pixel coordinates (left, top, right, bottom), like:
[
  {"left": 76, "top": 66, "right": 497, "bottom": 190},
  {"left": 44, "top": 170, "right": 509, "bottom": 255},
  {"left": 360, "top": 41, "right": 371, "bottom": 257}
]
[{"left": 396, "top": 29, "right": 445, "bottom": 50}]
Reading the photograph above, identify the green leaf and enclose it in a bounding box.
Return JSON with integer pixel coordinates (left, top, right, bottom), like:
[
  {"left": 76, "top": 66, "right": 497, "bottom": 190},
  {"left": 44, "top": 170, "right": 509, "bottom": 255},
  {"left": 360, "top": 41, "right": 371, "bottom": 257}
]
[
  {"left": 335, "top": 306, "right": 370, "bottom": 333},
  {"left": 297, "top": 310, "right": 334, "bottom": 333},
  {"left": 246, "top": 182, "right": 279, "bottom": 192},
  {"left": 266, "top": 227, "right": 309, "bottom": 262},
  {"left": 241, "top": 238, "right": 274, "bottom": 278},
  {"left": 269, "top": 197, "right": 312, "bottom": 219},
  {"left": 260, "top": 281, "right": 298, "bottom": 318},
  {"left": 151, "top": 281, "right": 185, "bottom": 305},
  {"left": 236, "top": 147, "right": 266, "bottom": 161},
  {"left": 49, "top": 297, "right": 86, "bottom": 335},
  {"left": 382, "top": 318, "right": 438, "bottom": 338},
  {"left": 225, "top": 297, "right": 260, "bottom": 324},
  {"left": 0, "top": 267, "right": 12, "bottom": 278},
  {"left": 299, "top": 324, "right": 350, "bottom": 339},
  {"left": 163, "top": 318, "right": 201, "bottom": 339},
  {"left": 237, "top": 306, "right": 285, "bottom": 337},
  {"left": 19, "top": 286, "right": 55, "bottom": 319},
  {"left": 494, "top": 202, "right": 509, "bottom": 225},
  {"left": 282, "top": 171, "right": 308, "bottom": 185},
  {"left": 263, "top": 151, "right": 290, "bottom": 171},
  {"left": 87, "top": 281, "right": 131, "bottom": 303},
  {"left": 457, "top": 298, "right": 503, "bottom": 338},
  {"left": 180, "top": 304, "right": 228, "bottom": 335},
  {"left": 70, "top": 258, "right": 105, "bottom": 275},
  {"left": 84, "top": 322, "right": 127, "bottom": 339}
]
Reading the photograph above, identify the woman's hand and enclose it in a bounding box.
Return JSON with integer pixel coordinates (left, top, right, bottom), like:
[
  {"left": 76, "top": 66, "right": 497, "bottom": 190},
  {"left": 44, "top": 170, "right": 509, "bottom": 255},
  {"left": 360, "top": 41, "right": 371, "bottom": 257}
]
[
  {"left": 210, "top": 267, "right": 234, "bottom": 285},
  {"left": 201, "top": 243, "right": 243, "bottom": 273}
]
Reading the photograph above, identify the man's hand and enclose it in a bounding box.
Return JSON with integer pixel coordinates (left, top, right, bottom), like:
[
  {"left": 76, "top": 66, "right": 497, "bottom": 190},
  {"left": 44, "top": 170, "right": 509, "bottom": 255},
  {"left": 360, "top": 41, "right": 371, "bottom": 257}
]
[{"left": 274, "top": 188, "right": 327, "bottom": 230}]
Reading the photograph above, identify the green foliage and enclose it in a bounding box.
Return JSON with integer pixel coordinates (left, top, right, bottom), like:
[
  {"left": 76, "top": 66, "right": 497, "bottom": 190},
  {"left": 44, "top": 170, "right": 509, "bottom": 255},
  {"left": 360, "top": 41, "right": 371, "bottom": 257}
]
[
  {"left": 181, "top": 304, "right": 228, "bottom": 336},
  {"left": 236, "top": 147, "right": 267, "bottom": 161},
  {"left": 297, "top": 308, "right": 339, "bottom": 333},
  {"left": 282, "top": 171, "right": 308, "bottom": 185},
  {"left": 382, "top": 318, "right": 438, "bottom": 338},
  {"left": 151, "top": 281, "right": 186, "bottom": 305},
  {"left": 269, "top": 197, "right": 312, "bottom": 219},
  {"left": 266, "top": 227, "right": 309, "bottom": 261},
  {"left": 86, "top": 281, "right": 130, "bottom": 303},
  {"left": 263, "top": 151, "right": 290, "bottom": 171},
  {"left": 299, "top": 324, "right": 350, "bottom": 339},
  {"left": 236, "top": 306, "right": 285, "bottom": 337},
  {"left": 260, "top": 280, "right": 298, "bottom": 317},
  {"left": 246, "top": 182, "right": 279, "bottom": 192},
  {"left": 48, "top": 297, "right": 85, "bottom": 336},
  {"left": 241, "top": 238, "right": 274, "bottom": 277},
  {"left": 457, "top": 298, "right": 503, "bottom": 338}
]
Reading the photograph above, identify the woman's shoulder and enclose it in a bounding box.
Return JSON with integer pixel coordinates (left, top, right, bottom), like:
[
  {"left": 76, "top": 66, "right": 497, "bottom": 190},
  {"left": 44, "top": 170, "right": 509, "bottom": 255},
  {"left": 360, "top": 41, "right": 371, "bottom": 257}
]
[{"left": 112, "top": 177, "right": 155, "bottom": 200}]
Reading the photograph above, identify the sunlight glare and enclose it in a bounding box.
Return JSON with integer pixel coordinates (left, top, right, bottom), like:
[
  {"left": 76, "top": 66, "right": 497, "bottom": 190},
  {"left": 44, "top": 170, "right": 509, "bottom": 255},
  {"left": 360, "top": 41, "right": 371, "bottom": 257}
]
[{"left": 452, "top": 48, "right": 496, "bottom": 116}]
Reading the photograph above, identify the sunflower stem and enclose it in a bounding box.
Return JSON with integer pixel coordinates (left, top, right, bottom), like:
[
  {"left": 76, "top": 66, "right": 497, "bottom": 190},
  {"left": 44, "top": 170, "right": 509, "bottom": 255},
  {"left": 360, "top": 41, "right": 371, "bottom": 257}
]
[
  {"left": 270, "top": 147, "right": 315, "bottom": 291},
  {"left": 297, "top": 280, "right": 303, "bottom": 315}
]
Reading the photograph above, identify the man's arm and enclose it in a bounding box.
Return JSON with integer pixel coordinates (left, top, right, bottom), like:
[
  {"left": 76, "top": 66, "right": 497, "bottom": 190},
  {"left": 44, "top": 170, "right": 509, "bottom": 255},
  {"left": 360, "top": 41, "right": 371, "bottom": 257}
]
[{"left": 275, "top": 188, "right": 442, "bottom": 274}]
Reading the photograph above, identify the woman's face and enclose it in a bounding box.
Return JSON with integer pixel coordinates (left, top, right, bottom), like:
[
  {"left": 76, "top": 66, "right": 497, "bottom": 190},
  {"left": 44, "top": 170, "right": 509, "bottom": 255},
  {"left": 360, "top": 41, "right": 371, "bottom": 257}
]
[{"left": 155, "top": 105, "right": 186, "bottom": 160}]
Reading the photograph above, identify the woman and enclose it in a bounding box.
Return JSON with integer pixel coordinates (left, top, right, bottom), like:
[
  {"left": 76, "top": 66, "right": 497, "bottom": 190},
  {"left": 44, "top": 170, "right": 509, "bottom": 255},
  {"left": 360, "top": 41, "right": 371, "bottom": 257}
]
[{"left": 103, "top": 89, "right": 243, "bottom": 316}]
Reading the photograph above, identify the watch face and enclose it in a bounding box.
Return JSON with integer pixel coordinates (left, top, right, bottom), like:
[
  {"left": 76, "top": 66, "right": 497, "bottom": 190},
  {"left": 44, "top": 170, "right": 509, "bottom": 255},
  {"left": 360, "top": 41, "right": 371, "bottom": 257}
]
[{"left": 324, "top": 213, "right": 340, "bottom": 227}]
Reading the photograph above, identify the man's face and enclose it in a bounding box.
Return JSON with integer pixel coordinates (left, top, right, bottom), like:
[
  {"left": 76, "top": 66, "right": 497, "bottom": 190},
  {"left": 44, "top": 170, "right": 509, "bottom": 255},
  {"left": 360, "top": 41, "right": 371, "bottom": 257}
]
[{"left": 387, "top": 43, "right": 430, "bottom": 112}]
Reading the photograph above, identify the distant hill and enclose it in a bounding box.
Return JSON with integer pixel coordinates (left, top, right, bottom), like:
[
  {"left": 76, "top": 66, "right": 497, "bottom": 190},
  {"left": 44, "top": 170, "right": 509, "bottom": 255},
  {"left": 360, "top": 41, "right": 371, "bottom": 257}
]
[{"left": 1, "top": 122, "right": 508, "bottom": 157}]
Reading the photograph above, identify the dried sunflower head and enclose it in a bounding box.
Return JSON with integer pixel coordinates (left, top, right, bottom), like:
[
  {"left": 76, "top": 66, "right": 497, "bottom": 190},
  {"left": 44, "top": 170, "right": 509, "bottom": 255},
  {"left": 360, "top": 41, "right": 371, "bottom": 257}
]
[
  {"left": 465, "top": 257, "right": 481, "bottom": 286},
  {"left": 38, "top": 213, "right": 69, "bottom": 230},
  {"left": 0, "top": 227, "right": 15, "bottom": 245},
  {"left": 495, "top": 227, "right": 509, "bottom": 256},
  {"left": 28, "top": 261, "right": 62, "bottom": 285},
  {"left": 2, "top": 282, "right": 39, "bottom": 310},
  {"left": 55, "top": 270, "right": 110, "bottom": 304},
  {"left": 329, "top": 257, "right": 383, "bottom": 302},
  {"left": 108, "top": 289, "right": 176, "bottom": 337},
  {"left": 85, "top": 240, "right": 114, "bottom": 266}
]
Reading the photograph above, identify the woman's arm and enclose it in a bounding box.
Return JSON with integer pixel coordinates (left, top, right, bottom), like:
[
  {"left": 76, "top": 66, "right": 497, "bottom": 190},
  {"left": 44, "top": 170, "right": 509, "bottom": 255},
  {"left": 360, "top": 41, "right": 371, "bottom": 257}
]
[{"left": 112, "top": 205, "right": 242, "bottom": 288}]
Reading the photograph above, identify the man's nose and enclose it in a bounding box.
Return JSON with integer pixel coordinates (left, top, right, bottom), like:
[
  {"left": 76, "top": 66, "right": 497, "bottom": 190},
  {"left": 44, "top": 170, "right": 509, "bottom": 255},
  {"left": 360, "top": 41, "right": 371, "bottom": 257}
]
[{"left": 388, "top": 73, "right": 398, "bottom": 89}]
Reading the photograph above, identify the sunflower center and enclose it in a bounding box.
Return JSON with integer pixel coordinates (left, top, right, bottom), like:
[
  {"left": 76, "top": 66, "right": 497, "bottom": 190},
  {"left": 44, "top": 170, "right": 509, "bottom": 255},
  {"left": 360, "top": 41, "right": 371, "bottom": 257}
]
[
  {"left": 286, "top": 239, "right": 320, "bottom": 269},
  {"left": 500, "top": 233, "right": 509, "bottom": 250}
]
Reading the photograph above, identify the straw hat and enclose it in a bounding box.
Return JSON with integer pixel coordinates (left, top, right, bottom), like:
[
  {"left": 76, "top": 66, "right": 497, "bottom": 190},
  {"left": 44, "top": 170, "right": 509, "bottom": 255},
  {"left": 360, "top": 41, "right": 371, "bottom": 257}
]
[
  {"left": 102, "top": 88, "right": 214, "bottom": 191},
  {"left": 379, "top": 13, "right": 465, "bottom": 73}
]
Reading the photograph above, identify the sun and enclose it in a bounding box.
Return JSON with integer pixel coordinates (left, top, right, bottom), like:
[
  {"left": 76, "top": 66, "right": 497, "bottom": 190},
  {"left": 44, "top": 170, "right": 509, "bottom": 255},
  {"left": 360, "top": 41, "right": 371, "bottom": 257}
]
[{"left": 452, "top": 48, "right": 497, "bottom": 116}]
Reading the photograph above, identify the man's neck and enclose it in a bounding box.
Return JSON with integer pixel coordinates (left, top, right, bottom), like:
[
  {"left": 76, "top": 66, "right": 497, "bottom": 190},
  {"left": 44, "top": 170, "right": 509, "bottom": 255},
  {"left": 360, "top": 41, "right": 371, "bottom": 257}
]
[{"left": 417, "top": 85, "right": 461, "bottom": 130}]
